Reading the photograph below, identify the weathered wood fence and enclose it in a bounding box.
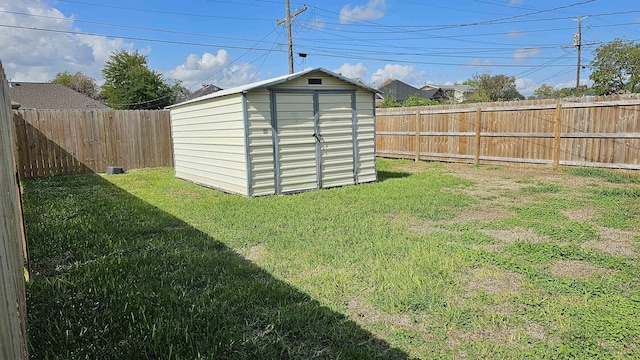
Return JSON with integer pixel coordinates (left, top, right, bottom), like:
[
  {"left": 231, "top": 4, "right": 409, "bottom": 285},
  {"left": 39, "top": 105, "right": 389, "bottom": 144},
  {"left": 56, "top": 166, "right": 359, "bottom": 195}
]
[
  {"left": 0, "top": 63, "right": 28, "bottom": 359},
  {"left": 12, "top": 109, "right": 173, "bottom": 178},
  {"left": 376, "top": 95, "right": 640, "bottom": 169}
]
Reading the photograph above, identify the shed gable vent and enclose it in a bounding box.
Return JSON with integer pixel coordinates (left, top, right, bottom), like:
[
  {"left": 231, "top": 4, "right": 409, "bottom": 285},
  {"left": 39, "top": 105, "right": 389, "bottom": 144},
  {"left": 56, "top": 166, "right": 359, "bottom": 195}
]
[{"left": 308, "top": 78, "right": 322, "bottom": 85}]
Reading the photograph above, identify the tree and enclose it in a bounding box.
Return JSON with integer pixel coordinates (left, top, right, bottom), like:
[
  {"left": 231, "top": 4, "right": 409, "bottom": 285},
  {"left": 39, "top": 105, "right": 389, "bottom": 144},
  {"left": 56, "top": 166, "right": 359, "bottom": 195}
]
[
  {"left": 466, "top": 73, "right": 524, "bottom": 102},
  {"left": 590, "top": 39, "right": 640, "bottom": 95},
  {"left": 529, "top": 84, "right": 593, "bottom": 99},
  {"left": 51, "top": 71, "right": 100, "bottom": 99},
  {"left": 100, "top": 50, "right": 175, "bottom": 109},
  {"left": 379, "top": 89, "right": 400, "bottom": 108},
  {"left": 169, "top": 80, "right": 190, "bottom": 104},
  {"left": 402, "top": 93, "right": 439, "bottom": 107},
  {"left": 530, "top": 84, "right": 556, "bottom": 99}
]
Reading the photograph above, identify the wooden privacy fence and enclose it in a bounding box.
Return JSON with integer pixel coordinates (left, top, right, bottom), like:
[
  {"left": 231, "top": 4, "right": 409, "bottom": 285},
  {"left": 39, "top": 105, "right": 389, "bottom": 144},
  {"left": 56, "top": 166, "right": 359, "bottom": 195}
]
[
  {"left": 12, "top": 109, "right": 173, "bottom": 178},
  {"left": 376, "top": 96, "right": 640, "bottom": 170},
  {"left": 0, "top": 62, "right": 28, "bottom": 359}
]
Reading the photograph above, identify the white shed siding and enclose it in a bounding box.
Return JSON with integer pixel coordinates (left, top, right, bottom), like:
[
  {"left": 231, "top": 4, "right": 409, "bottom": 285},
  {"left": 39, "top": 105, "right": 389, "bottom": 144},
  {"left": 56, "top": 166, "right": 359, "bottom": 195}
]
[
  {"left": 275, "top": 93, "right": 318, "bottom": 193},
  {"left": 318, "top": 93, "right": 355, "bottom": 188},
  {"left": 271, "top": 72, "right": 356, "bottom": 90},
  {"left": 170, "top": 94, "right": 248, "bottom": 195},
  {"left": 355, "top": 90, "right": 377, "bottom": 183},
  {"left": 245, "top": 90, "right": 276, "bottom": 196}
]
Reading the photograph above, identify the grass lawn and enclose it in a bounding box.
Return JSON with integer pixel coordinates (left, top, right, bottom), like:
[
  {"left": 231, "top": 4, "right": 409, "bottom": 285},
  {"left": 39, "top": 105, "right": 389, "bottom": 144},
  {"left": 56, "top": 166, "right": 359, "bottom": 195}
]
[{"left": 23, "top": 159, "right": 640, "bottom": 359}]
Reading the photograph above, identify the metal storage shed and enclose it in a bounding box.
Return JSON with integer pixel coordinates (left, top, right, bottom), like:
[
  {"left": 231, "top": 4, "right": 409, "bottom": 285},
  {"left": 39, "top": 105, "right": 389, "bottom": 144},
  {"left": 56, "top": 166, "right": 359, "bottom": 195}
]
[{"left": 168, "top": 68, "right": 378, "bottom": 196}]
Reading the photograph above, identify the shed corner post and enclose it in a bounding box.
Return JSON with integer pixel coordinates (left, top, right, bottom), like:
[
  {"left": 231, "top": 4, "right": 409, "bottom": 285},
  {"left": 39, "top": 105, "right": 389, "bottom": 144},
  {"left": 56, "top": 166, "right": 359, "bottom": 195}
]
[
  {"left": 269, "top": 89, "right": 281, "bottom": 195},
  {"left": 553, "top": 101, "right": 562, "bottom": 168},
  {"left": 474, "top": 107, "right": 482, "bottom": 165},
  {"left": 242, "top": 93, "right": 252, "bottom": 197}
]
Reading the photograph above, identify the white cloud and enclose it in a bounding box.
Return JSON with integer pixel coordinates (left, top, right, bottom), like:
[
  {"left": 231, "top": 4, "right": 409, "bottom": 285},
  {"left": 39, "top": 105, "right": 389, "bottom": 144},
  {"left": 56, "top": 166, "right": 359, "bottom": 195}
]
[
  {"left": 165, "top": 50, "right": 256, "bottom": 90},
  {"left": 369, "top": 64, "right": 426, "bottom": 87},
  {"left": 334, "top": 63, "right": 368, "bottom": 81},
  {"left": 509, "top": 0, "right": 523, "bottom": 5},
  {"left": 513, "top": 48, "right": 541, "bottom": 61},
  {"left": 467, "top": 59, "right": 492, "bottom": 67},
  {"left": 515, "top": 77, "right": 537, "bottom": 96},
  {"left": 1, "top": 0, "right": 132, "bottom": 82},
  {"left": 340, "top": 0, "right": 386, "bottom": 24},
  {"left": 506, "top": 31, "right": 524, "bottom": 38},
  {"left": 553, "top": 79, "right": 594, "bottom": 89},
  {"left": 308, "top": 18, "right": 326, "bottom": 31}
]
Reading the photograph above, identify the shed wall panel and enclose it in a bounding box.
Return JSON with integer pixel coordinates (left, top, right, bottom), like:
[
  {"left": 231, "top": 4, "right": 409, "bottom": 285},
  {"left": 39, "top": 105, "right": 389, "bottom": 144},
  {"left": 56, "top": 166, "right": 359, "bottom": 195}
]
[
  {"left": 355, "top": 91, "right": 377, "bottom": 183},
  {"left": 245, "top": 90, "right": 276, "bottom": 196},
  {"left": 276, "top": 93, "right": 318, "bottom": 193},
  {"left": 170, "top": 93, "right": 247, "bottom": 195},
  {"left": 318, "top": 93, "right": 355, "bottom": 188}
]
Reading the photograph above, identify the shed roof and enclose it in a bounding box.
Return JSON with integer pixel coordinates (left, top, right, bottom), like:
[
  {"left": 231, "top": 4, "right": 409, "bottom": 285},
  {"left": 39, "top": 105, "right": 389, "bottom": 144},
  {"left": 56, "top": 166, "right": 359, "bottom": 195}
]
[
  {"left": 170, "top": 68, "right": 380, "bottom": 108},
  {"left": 8, "top": 82, "right": 110, "bottom": 110}
]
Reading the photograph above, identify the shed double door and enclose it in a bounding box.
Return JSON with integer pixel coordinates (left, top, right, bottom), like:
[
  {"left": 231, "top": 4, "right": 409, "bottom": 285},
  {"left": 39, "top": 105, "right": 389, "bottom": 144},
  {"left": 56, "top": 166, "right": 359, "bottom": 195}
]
[{"left": 274, "top": 91, "right": 355, "bottom": 194}]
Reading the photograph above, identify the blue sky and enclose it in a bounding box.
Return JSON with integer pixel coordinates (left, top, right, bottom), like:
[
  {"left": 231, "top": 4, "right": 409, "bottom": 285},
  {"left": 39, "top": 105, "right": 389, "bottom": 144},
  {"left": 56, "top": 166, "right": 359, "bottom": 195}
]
[{"left": 2, "top": 0, "right": 640, "bottom": 95}]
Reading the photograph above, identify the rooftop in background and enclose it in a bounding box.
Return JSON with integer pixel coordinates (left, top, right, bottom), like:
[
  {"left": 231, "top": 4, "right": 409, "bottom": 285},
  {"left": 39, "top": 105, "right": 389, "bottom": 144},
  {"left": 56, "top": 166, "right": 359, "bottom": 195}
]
[
  {"left": 185, "top": 84, "right": 223, "bottom": 101},
  {"left": 421, "top": 84, "right": 472, "bottom": 92},
  {"left": 9, "top": 82, "right": 110, "bottom": 110}
]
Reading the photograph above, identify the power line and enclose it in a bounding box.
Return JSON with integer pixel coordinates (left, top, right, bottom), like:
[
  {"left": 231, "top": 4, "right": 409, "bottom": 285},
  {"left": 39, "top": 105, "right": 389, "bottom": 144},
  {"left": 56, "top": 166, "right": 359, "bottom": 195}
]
[
  {"left": 52, "top": 0, "right": 276, "bottom": 21},
  {"left": 0, "top": 10, "right": 278, "bottom": 45},
  {"left": 0, "top": 24, "right": 287, "bottom": 52}
]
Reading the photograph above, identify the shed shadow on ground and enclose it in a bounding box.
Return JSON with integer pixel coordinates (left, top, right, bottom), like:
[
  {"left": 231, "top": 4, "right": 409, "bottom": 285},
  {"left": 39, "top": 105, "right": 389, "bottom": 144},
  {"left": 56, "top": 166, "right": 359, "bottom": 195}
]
[
  {"left": 21, "top": 174, "right": 411, "bottom": 359},
  {"left": 377, "top": 170, "right": 412, "bottom": 182}
]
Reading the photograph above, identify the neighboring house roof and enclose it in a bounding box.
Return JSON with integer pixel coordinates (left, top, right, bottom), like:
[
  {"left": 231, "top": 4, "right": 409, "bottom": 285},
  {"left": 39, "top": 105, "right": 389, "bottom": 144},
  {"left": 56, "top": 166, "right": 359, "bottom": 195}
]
[
  {"left": 170, "top": 68, "right": 380, "bottom": 108},
  {"left": 421, "top": 83, "right": 472, "bottom": 93},
  {"left": 8, "top": 82, "right": 110, "bottom": 110},
  {"left": 186, "top": 84, "right": 223, "bottom": 101},
  {"left": 421, "top": 88, "right": 449, "bottom": 101},
  {"left": 378, "top": 79, "right": 423, "bottom": 102},
  {"left": 379, "top": 79, "right": 449, "bottom": 102}
]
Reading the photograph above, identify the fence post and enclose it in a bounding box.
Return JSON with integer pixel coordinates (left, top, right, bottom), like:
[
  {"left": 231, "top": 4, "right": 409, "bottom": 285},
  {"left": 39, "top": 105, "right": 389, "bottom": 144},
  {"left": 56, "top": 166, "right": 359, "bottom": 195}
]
[
  {"left": 553, "top": 102, "right": 562, "bottom": 167},
  {"left": 474, "top": 107, "right": 482, "bottom": 165},
  {"left": 415, "top": 110, "right": 420, "bottom": 162}
]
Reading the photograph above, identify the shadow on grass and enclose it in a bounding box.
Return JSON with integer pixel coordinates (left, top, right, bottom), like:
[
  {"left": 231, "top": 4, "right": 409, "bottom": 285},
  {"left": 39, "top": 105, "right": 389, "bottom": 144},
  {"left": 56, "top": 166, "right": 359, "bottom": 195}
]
[
  {"left": 377, "top": 170, "right": 412, "bottom": 182},
  {"left": 22, "top": 174, "right": 410, "bottom": 359}
]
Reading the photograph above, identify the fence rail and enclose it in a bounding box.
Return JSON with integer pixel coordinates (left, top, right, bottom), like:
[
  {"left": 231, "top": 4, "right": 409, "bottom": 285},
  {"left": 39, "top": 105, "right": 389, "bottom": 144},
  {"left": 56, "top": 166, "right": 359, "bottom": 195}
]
[
  {"left": 376, "top": 95, "right": 640, "bottom": 170},
  {"left": 12, "top": 109, "right": 173, "bottom": 178}
]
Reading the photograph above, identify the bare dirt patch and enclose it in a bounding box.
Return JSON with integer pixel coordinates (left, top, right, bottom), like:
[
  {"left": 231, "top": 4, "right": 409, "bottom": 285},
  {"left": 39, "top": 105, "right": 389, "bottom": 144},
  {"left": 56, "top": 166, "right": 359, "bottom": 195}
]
[
  {"left": 560, "top": 207, "right": 598, "bottom": 222},
  {"left": 484, "top": 301, "right": 516, "bottom": 315},
  {"left": 581, "top": 227, "right": 638, "bottom": 257},
  {"left": 446, "top": 320, "right": 546, "bottom": 351},
  {"left": 453, "top": 206, "right": 516, "bottom": 223},
  {"left": 481, "top": 227, "right": 546, "bottom": 245},
  {"left": 549, "top": 259, "right": 619, "bottom": 278},
  {"left": 464, "top": 266, "right": 523, "bottom": 297},
  {"left": 239, "top": 243, "right": 265, "bottom": 262},
  {"left": 170, "top": 189, "right": 199, "bottom": 198},
  {"left": 345, "top": 296, "right": 439, "bottom": 350}
]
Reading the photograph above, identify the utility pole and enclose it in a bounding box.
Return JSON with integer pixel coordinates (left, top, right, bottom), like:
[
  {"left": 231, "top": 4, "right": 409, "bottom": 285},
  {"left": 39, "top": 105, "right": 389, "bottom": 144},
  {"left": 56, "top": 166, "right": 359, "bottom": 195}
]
[
  {"left": 573, "top": 14, "right": 586, "bottom": 97},
  {"left": 277, "top": 1, "right": 307, "bottom": 74}
]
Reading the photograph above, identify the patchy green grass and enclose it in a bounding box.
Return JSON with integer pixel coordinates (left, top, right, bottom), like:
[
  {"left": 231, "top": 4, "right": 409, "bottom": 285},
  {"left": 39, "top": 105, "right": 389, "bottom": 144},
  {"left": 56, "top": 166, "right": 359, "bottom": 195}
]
[
  {"left": 23, "top": 160, "right": 640, "bottom": 359},
  {"left": 564, "top": 166, "right": 640, "bottom": 184}
]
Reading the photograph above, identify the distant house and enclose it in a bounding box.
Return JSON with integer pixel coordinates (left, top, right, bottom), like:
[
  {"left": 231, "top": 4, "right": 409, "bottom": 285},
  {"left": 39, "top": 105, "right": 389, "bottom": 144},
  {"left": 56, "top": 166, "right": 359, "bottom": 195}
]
[
  {"left": 421, "top": 84, "right": 472, "bottom": 103},
  {"left": 378, "top": 79, "right": 448, "bottom": 104},
  {"left": 185, "top": 84, "right": 223, "bottom": 101},
  {"left": 8, "top": 82, "right": 110, "bottom": 110}
]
